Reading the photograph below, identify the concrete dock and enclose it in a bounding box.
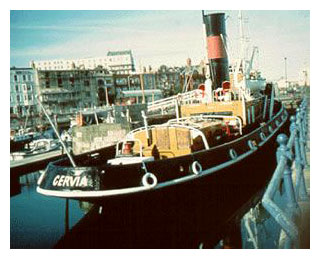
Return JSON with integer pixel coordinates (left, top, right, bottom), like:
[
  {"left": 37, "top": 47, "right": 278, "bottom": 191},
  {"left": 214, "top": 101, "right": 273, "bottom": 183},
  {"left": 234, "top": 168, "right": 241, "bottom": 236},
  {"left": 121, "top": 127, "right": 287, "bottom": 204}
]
[{"left": 10, "top": 149, "right": 66, "bottom": 177}]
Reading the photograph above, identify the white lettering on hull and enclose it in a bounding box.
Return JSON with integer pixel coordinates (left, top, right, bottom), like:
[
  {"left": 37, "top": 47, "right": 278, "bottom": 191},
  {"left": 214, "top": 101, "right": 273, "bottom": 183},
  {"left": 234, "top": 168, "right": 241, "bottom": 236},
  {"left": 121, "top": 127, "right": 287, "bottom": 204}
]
[{"left": 52, "top": 175, "right": 89, "bottom": 187}]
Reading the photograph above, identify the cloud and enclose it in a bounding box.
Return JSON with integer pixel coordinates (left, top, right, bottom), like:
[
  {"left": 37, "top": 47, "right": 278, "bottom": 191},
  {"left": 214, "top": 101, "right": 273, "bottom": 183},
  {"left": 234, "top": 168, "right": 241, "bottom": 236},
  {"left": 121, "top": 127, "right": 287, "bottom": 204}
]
[
  {"left": 10, "top": 10, "right": 310, "bottom": 80},
  {"left": 11, "top": 11, "right": 206, "bottom": 68}
]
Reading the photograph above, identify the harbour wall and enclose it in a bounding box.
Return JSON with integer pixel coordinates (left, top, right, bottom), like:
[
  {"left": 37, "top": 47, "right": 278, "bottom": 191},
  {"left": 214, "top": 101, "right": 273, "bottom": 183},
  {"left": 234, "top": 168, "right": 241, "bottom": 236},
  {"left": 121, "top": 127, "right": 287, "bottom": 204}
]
[{"left": 72, "top": 123, "right": 130, "bottom": 155}]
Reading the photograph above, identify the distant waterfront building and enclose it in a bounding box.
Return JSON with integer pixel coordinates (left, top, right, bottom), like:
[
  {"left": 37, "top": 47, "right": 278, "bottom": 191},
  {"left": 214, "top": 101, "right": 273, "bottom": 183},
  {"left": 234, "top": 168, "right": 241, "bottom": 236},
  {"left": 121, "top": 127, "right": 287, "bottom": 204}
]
[
  {"left": 10, "top": 58, "right": 206, "bottom": 129},
  {"left": 106, "top": 50, "right": 135, "bottom": 75},
  {"left": 30, "top": 50, "right": 135, "bottom": 75},
  {"left": 10, "top": 67, "right": 38, "bottom": 119},
  {"left": 33, "top": 68, "right": 116, "bottom": 115}
]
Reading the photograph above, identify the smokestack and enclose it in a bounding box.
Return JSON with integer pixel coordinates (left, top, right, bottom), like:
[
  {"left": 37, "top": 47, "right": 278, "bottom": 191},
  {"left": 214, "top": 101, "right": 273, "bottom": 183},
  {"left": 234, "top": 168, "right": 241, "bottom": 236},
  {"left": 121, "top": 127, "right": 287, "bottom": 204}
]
[{"left": 203, "top": 12, "right": 230, "bottom": 90}]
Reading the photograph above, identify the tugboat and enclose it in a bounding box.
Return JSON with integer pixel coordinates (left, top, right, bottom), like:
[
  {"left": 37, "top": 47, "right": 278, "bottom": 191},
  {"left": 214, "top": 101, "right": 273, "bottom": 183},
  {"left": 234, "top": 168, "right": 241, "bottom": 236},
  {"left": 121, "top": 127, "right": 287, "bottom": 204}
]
[{"left": 37, "top": 12, "right": 288, "bottom": 221}]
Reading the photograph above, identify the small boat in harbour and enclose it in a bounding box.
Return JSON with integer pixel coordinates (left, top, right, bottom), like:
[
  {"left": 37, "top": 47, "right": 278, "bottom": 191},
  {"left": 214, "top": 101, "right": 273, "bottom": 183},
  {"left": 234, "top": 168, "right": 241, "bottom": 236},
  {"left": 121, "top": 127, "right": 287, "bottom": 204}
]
[
  {"left": 10, "top": 138, "right": 61, "bottom": 161},
  {"left": 37, "top": 11, "right": 289, "bottom": 228},
  {"left": 10, "top": 128, "right": 42, "bottom": 153}
]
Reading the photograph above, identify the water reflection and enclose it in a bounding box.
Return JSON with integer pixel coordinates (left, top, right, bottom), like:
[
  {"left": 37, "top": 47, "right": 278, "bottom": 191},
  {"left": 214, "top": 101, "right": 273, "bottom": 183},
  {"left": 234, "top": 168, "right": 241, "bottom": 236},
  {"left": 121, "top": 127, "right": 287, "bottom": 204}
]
[{"left": 10, "top": 171, "right": 89, "bottom": 248}]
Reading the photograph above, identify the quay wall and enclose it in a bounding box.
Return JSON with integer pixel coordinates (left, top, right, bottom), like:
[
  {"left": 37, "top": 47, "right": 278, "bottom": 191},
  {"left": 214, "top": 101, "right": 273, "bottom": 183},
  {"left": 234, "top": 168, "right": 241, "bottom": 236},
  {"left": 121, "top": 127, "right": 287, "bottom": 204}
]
[{"left": 72, "top": 123, "right": 130, "bottom": 155}]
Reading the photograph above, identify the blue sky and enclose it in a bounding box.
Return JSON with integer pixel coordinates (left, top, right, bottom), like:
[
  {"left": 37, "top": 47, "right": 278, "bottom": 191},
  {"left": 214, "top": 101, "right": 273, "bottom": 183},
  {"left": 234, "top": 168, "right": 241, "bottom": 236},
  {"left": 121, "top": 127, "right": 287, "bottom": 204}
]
[{"left": 10, "top": 10, "right": 310, "bottom": 81}]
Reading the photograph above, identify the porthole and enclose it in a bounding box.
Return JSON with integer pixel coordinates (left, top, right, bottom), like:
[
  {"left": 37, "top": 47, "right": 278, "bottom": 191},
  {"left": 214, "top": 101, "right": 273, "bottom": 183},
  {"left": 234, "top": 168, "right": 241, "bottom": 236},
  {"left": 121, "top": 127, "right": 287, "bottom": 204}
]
[{"left": 229, "top": 149, "right": 238, "bottom": 160}]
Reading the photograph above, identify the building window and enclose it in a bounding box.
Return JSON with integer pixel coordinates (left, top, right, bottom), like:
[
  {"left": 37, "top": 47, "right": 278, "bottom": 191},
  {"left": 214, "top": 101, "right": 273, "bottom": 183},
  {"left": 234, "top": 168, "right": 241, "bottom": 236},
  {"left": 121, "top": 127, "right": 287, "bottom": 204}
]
[
  {"left": 22, "top": 75, "right": 26, "bottom": 81},
  {"left": 84, "top": 80, "right": 90, "bottom": 87},
  {"left": 69, "top": 76, "right": 74, "bottom": 87},
  {"left": 58, "top": 78, "right": 63, "bottom": 87},
  {"left": 46, "top": 79, "right": 50, "bottom": 88},
  {"left": 14, "top": 75, "right": 17, "bottom": 82},
  {"left": 105, "top": 79, "right": 112, "bottom": 84},
  {"left": 15, "top": 85, "right": 19, "bottom": 92}
]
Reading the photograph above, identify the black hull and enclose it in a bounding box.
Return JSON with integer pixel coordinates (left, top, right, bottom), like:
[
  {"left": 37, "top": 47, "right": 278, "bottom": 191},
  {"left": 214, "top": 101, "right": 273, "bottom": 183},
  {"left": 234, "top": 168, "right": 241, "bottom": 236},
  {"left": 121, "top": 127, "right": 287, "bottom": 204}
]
[
  {"left": 55, "top": 126, "right": 285, "bottom": 248},
  {"left": 39, "top": 103, "right": 289, "bottom": 248},
  {"left": 38, "top": 102, "right": 287, "bottom": 199}
]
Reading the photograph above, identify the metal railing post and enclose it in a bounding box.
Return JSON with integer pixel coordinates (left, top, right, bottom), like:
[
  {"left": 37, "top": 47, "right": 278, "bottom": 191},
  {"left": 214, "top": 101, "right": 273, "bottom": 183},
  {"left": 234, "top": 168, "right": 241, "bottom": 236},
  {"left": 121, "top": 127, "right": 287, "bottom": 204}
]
[
  {"left": 260, "top": 95, "right": 309, "bottom": 248},
  {"left": 262, "top": 134, "right": 299, "bottom": 248},
  {"left": 276, "top": 134, "right": 301, "bottom": 219},
  {"left": 291, "top": 114, "right": 309, "bottom": 202},
  {"left": 297, "top": 109, "right": 308, "bottom": 168}
]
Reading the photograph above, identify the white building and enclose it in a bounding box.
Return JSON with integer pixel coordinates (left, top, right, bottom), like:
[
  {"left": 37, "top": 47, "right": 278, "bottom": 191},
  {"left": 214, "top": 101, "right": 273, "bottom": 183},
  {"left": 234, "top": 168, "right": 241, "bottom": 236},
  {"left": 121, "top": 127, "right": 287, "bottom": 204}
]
[
  {"left": 106, "top": 50, "right": 135, "bottom": 74},
  {"left": 10, "top": 67, "right": 38, "bottom": 118},
  {"left": 30, "top": 50, "right": 135, "bottom": 75}
]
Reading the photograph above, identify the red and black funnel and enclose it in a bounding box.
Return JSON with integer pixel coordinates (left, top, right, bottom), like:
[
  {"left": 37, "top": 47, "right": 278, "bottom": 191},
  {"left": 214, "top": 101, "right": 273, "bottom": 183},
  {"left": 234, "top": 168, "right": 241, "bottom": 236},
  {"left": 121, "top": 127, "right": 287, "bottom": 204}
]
[{"left": 203, "top": 12, "right": 230, "bottom": 90}]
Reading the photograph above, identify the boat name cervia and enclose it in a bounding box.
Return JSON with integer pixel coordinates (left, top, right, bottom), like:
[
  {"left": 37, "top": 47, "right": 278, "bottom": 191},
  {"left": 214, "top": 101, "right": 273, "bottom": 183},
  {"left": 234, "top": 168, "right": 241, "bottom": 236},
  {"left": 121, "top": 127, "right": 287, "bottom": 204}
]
[{"left": 52, "top": 175, "right": 89, "bottom": 187}]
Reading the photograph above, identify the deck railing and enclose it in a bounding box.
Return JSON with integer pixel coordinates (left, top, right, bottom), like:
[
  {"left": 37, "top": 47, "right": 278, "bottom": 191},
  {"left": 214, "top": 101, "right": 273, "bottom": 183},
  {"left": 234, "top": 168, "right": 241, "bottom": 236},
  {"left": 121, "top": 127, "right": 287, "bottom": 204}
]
[{"left": 147, "top": 89, "right": 204, "bottom": 114}]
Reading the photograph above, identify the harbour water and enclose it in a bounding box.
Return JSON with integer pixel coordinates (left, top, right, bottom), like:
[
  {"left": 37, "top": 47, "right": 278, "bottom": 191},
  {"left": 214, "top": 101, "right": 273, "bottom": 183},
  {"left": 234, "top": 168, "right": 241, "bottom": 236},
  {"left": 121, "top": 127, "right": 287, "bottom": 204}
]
[{"left": 10, "top": 171, "right": 87, "bottom": 248}]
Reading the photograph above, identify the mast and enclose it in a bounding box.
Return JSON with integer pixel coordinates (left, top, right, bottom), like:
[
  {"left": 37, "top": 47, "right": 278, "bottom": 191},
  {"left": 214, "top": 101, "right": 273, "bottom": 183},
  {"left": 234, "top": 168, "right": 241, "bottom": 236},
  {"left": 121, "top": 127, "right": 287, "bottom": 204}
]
[
  {"left": 238, "top": 10, "right": 246, "bottom": 60},
  {"left": 284, "top": 57, "right": 288, "bottom": 89}
]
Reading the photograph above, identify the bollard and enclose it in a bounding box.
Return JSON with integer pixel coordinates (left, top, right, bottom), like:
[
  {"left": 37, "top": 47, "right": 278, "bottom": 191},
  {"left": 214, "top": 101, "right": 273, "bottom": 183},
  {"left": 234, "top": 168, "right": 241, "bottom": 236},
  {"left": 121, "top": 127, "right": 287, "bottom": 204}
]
[{"left": 276, "top": 134, "right": 301, "bottom": 218}]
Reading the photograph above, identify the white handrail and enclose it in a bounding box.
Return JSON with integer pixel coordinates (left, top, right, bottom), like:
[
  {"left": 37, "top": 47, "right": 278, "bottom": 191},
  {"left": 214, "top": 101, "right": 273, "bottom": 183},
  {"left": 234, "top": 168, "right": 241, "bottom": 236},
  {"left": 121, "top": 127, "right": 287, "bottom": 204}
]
[
  {"left": 125, "top": 123, "right": 210, "bottom": 151},
  {"left": 147, "top": 89, "right": 205, "bottom": 112},
  {"left": 167, "top": 115, "right": 243, "bottom": 135}
]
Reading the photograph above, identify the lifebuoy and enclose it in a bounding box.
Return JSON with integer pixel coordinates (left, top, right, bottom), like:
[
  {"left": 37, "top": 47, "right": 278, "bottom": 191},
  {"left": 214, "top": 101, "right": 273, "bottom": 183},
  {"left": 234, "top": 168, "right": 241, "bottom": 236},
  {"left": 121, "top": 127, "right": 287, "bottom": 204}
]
[
  {"left": 142, "top": 173, "right": 157, "bottom": 187},
  {"left": 260, "top": 132, "right": 266, "bottom": 141},
  {"left": 229, "top": 148, "right": 237, "bottom": 160},
  {"left": 191, "top": 161, "right": 202, "bottom": 175},
  {"left": 248, "top": 140, "right": 257, "bottom": 150}
]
